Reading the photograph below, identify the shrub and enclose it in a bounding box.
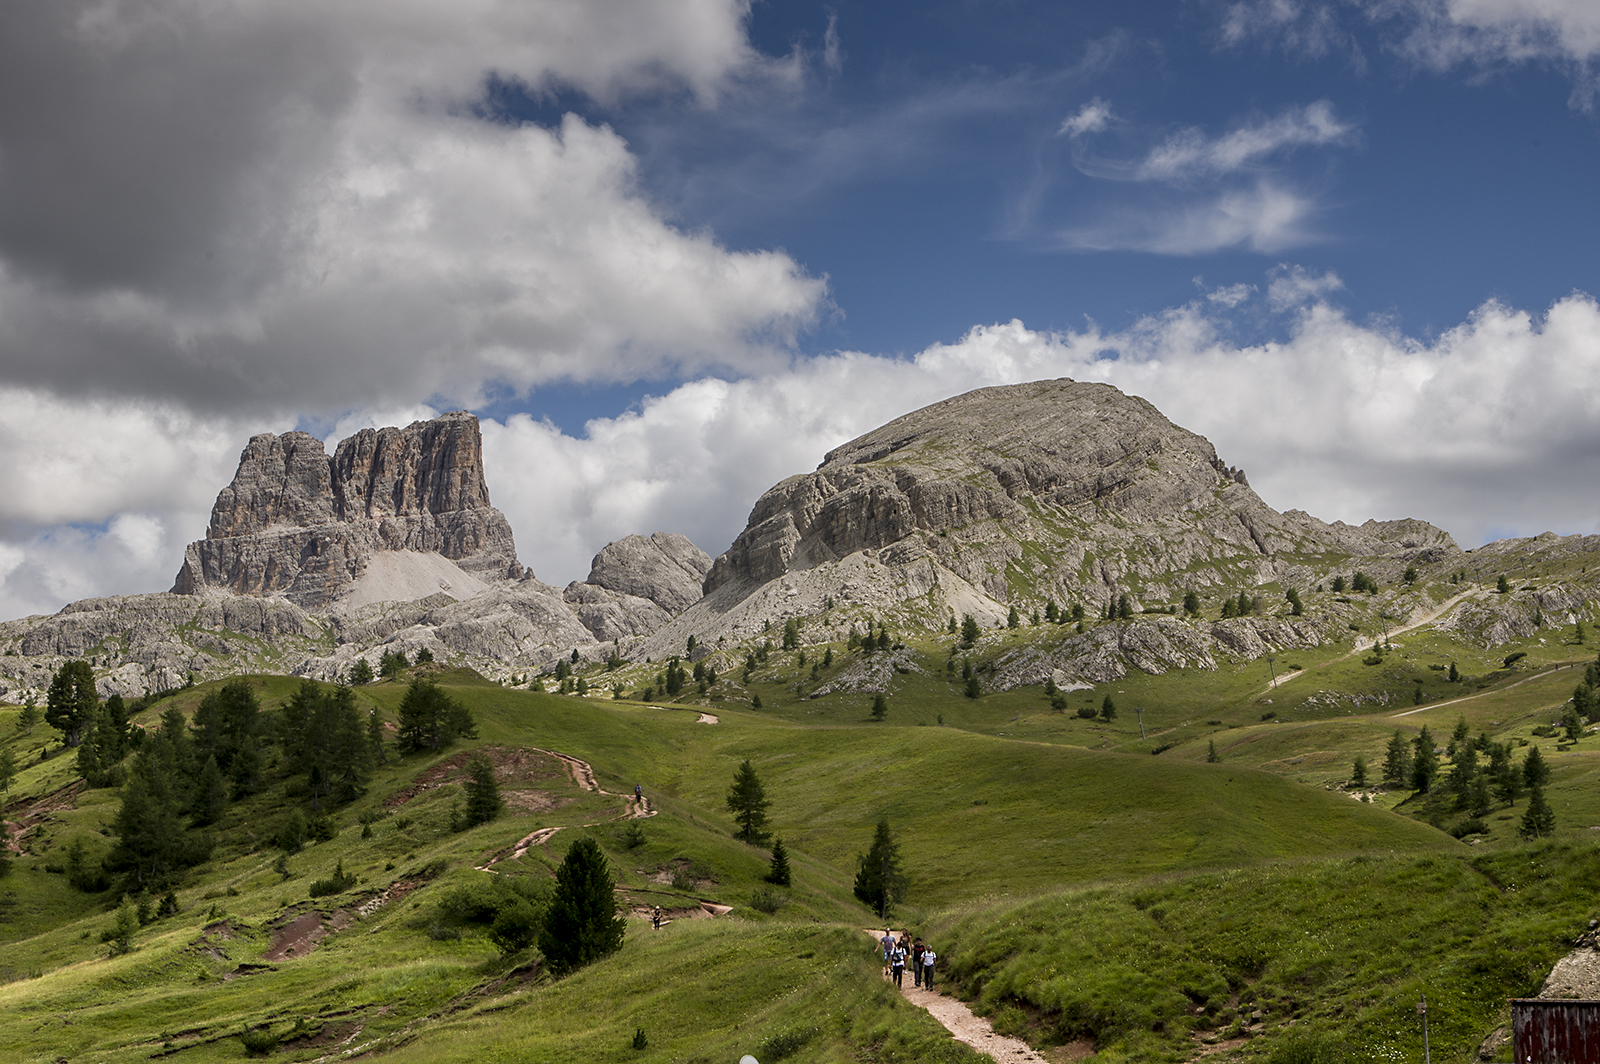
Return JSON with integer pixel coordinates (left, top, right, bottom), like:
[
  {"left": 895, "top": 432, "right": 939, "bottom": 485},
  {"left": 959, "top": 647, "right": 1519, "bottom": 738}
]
[
  {"left": 308, "top": 860, "right": 356, "bottom": 898},
  {"left": 749, "top": 886, "right": 787, "bottom": 914},
  {"left": 239, "top": 1028, "right": 279, "bottom": 1057},
  {"left": 759, "top": 1027, "right": 815, "bottom": 1061},
  {"left": 1449, "top": 819, "right": 1488, "bottom": 838},
  {"left": 1075, "top": 707, "right": 1096, "bottom": 720}
]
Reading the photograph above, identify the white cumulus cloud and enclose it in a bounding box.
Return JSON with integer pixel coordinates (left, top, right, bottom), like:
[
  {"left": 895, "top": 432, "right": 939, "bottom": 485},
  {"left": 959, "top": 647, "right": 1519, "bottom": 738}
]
[{"left": 1059, "top": 98, "right": 1115, "bottom": 137}]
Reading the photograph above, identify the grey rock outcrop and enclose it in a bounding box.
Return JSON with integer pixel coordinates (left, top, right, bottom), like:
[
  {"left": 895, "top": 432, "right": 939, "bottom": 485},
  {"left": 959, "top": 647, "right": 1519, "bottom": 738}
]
[
  {"left": 585, "top": 533, "right": 712, "bottom": 614},
  {"left": 703, "top": 379, "right": 1456, "bottom": 607},
  {"left": 172, "top": 412, "right": 524, "bottom": 608}
]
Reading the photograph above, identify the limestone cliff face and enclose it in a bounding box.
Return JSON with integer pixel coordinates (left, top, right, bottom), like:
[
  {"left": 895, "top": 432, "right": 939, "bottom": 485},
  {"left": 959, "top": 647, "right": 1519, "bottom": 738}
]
[
  {"left": 703, "top": 379, "right": 1455, "bottom": 610},
  {"left": 172, "top": 412, "right": 523, "bottom": 608}
]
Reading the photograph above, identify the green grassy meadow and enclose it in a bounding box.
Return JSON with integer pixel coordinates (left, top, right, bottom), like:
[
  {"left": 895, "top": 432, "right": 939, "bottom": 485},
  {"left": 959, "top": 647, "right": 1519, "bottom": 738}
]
[{"left": 2, "top": 603, "right": 1599, "bottom": 1064}]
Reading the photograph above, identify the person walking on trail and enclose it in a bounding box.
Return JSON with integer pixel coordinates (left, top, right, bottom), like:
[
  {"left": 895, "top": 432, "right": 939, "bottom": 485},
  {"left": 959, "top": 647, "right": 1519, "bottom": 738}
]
[
  {"left": 635, "top": 784, "right": 642, "bottom": 800},
  {"left": 921, "top": 944, "right": 937, "bottom": 991},
  {"left": 911, "top": 940, "right": 925, "bottom": 988},
  {"left": 880, "top": 928, "right": 894, "bottom": 969},
  {"left": 890, "top": 943, "right": 906, "bottom": 988},
  {"left": 651, "top": 906, "right": 662, "bottom": 931}
]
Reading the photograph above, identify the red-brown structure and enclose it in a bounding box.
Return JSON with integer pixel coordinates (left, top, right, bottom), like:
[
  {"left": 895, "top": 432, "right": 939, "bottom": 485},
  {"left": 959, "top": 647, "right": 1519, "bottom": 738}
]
[{"left": 1513, "top": 999, "right": 1600, "bottom": 1064}]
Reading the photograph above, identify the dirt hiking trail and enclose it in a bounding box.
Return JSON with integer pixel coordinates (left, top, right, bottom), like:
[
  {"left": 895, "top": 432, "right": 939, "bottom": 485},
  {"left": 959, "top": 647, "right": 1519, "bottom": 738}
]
[
  {"left": 477, "top": 747, "right": 654, "bottom": 872},
  {"left": 862, "top": 930, "right": 1047, "bottom": 1063}
]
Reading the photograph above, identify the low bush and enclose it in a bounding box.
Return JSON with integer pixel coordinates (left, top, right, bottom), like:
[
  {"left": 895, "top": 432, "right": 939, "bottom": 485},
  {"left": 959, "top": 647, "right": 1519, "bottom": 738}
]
[
  {"left": 749, "top": 886, "right": 787, "bottom": 914},
  {"left": 308, "top": 860, "right": 357, "bottom": 898},
  {"left": 239, "top": 1028, "right": 279, "bottom": 1057}
]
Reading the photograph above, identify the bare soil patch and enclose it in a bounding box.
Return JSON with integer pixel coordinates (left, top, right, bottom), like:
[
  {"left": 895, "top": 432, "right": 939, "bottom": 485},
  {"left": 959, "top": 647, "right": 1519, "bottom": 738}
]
[
  {"left": 264, "top": 908, "right": 353, "bottom": 962},
  {"left": 383, "top": 745, "right": 573, "bottom": 813},
  {"left": 7, "top": 779, "right": 85, "bottom": 854}
]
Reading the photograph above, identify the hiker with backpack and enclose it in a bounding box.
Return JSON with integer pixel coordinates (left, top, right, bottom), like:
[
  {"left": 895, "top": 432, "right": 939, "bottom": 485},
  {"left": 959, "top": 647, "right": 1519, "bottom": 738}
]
[{"left": 921, "top": 944, "right": 937, "bottom": 991}]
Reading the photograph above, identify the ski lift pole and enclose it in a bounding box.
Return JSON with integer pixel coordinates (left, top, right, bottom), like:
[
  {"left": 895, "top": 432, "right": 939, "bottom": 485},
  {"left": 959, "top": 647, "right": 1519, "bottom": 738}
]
[{"left": 1136, "top": 706, "right": 1145, "bottom": 739}]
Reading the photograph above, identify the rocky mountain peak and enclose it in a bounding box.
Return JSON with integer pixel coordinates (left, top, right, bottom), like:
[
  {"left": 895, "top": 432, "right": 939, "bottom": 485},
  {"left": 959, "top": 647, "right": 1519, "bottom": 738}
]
[{"left": 173, "top": 412, "right": 523, "bottom": 609}]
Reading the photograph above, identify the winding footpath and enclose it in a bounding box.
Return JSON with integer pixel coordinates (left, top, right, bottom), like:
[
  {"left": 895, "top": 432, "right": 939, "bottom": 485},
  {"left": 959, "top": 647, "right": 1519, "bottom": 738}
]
[{"left": 861, "top": 930, "right": 1047, "bottom": 1063}]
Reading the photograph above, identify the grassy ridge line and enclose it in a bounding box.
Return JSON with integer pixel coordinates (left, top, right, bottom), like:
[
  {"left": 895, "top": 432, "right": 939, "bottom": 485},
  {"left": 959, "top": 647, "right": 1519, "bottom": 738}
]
[
  {"left": 927, "top": 842, "right": 1600, "bottom": 1064},
  {"left": 473, "top": 692, "right": 1455, "bottom": 906}
]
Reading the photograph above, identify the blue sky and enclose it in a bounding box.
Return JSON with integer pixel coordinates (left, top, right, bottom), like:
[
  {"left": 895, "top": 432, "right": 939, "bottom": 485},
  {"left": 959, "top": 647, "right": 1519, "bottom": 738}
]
[{"left": 0, "top": 0, "right": 1597, "bottom": 616}]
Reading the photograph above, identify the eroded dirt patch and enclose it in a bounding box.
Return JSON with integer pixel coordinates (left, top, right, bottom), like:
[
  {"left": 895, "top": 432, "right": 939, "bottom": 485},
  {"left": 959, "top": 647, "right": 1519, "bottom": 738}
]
[
  {"left": 383, "top": 746, "right": 574, "bottom": 812},
  {"left": 264, "top": 908, "right": 353, "bottom": 961},
  {"left": 6, "top": 779, "right": 85, "bottom": 854}
]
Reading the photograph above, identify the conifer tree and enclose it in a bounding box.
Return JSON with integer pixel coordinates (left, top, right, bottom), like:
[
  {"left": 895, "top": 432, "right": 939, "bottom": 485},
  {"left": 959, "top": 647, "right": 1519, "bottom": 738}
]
[
  {"left": 1286, "top": 588, "right": 1303, "bottom": 616},
  {"left": 1100, "top": 695, "right": 1116, "bottom": 722},
  {"left": 1519, "top": 783, "right": 1556, "bottom": 839},
  {"left": 538, "top": 836, "right": 626, "bottom": 976},
  {"left": 853, "top": 818, "right": 906, "bottom": 918},
  {"left": 1207, "top": 740, "right": 1220, "bottom": 763},
  {"left": 765, "top": 837, "right": 792, "bottom": 887},
  {"left": 1007, "top": 606, "right": 1020, "bottom": 629},
  {"left": 782, "top": 618, "right": 800, "bottom": 651},
  {"left": 871, "top": 693, "right": 888, "bottom": 720},
  {"left": 1183, "top": 591, "right": 1201, "bottom": 616},
  {"left": 1523, "top": 745, "right": 1551, "bottom": 789},
  {"left": 0, "top": 748, "right": 15, "bottom": 796},
  {"left": 348, "top": 659, "right": 375, "bottom": 685},
  {"left": 461, "top": 754, "right": 503, "bottom": 827},
  {"left": 18, "top": 696, "right": 38, "bottom": 735},
  {"left": 1411, "top": 725, "right": 1438, "bottom": 792},
  {"left": 45, "top": 659, "right": 98, "bottom": 747},
  {"left": 961, "top": 614, "right": 980, "bottom": 646},
  {"left": 725, "top": 760, "right": 771, "bottom": 844},
  {"left": 396, "top": 679, "right": 476, "bottom": 754},
  {"left": 1351, "top": 755, "right": 1367, "bottom": 786},
  {"left": 1376, "top": 729, "right": 1414, "bottom": 787}
]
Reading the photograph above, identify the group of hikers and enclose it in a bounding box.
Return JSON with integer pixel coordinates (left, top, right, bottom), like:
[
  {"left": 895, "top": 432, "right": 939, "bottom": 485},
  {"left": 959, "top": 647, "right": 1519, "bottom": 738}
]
[{"left": 879, "top": 928, "right": 937, "bottom": 991}]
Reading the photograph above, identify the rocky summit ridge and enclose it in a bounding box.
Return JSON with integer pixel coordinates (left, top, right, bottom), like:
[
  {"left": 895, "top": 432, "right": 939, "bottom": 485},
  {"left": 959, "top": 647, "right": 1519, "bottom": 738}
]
[
  {"left": 1, "top": 378, "right": 1595, "bottom": 702},
  {"left": 643, "top": 379, "right": 1460, "bottom": 661},
  {"left": 171, "top": 412, "right": 524, "bottom": 609}
]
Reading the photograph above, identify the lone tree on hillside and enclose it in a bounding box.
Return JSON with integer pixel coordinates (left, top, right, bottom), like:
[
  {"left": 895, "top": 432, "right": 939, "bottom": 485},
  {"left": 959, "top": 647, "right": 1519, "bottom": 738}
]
[
  {"left": 1382, "top": 730, "right": 1412, "bottom": 787},
  {"left": 871, "top": 693, "right": 888, "bottom": 721},
  {"left": 1519, "top": 783, "right": 1556, "bottom": 839},
  {"left": 961, "top": 614, "right": 981, "bottom": 646},
  {"left": 1411, "top": 725, "right": 1439, "bottom": 793},
  {"left": 725, "top": 760, "right": 771, "bottom": 844},
  {"left": 1523, "top": 745, "right": 1550, "bottom": 789},
  {"left": 1100, "top": 695, "right": 1116, "bottom": 722},
  {"left": 46, "top": 660, "right": 99, "bottom": 747},
  {"left": 460, "top": 754, "right": 504, "bottom": 828},
  {"left": 766, "top": 837, "right": 792, "bottom": 886},
  {"left": 396, "top": 679, "right": 476, "bottom": 753},
  {"left": 853, "top": 818, "right": 906, "bottom": 918},
  {"left": 538, "top": 836, "right": 627, "bottom": 976},
  {"left": 1183, "top": 591, "right": 1201, "bottom": 616}
]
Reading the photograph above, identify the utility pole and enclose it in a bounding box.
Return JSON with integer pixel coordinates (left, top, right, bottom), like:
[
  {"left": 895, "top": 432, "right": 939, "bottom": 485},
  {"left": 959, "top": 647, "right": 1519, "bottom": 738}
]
[
  {"left": 1266, "top": 654, "right": 1277, "bottom": 688},
  {"left": 1136, "top": 706, "right": 1146, "bottom": 739}
]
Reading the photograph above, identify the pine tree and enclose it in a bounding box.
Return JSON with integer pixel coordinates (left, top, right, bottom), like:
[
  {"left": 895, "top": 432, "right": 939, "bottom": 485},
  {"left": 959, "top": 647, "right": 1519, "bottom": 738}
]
[
  {"left": 1286, "top": 588, "right": 1304, "bottom": 616},
  {"left": 1565, "top": 705, "right": 1586, "bottom": 742},
  {"left": 1352, "top": 756, "right": 1367, "bottom": 786},
  {"left": 397, "top": 680, "right": 476, "bottom": 753},
  {"left": 18, "top": 697, "right": 39, "bottom": 735},
  {"left": 725, "top": 760, "right": 771, "bottom": 844},
  {"left": 348, "top": 659, "right": 375, "bottom": 685},
  {"left": 1221, "top": 598, "right": 1237, "bottom": 619},
  {"left": 961, "top": 615, "right": 981, "bottom": 646},
  {"left": 1382, "top": 730, "right": 1412, "bottom": 787},
  {"left": 1519, "top": 783, "right": 1556, "bottom": 839},
  {"left": 853, "top": 818, "right": 906, "bottom": 918},
  {"left": 870, "top": 693, "right": 888, "bottom": 720},
  {"left": 1523, "top": 745, "right": 1551, "bottom": 789},
  {"left": 1118, "top": 594, "right": 1134, "bottom": 620},
  {"left": 1045, "top": 600, "right": 1059, "bottom": 623},
  {"left": 1183, "top": 591, "right": 1200, "bottom": 615},
  {"left": 461, "top": 754, "right": 503, "bottom": 827},
  {"left": 0, "top": 747, "right": 15, "bottom": 796},
  {"left": 1100, "top": 695, "right": 1116, "bottom": 722},
  {"left": 538, "top": 836, "right": 627, "bottom": 976},
  {"left": 45, "top": 659, "right": 99, "bottom": 747},
  {"left": 1497, "top": 574, "right": 1510, "bottom": 593},
  {"left": 366, "top": 709, "right": 387, "bottom": 765},
  {"left": 1411, "top": 725, "right": 1438, "bottom": 793},
  {"left": 765, "top": 837, "right": 792, "bottom": 887},
  {"left": 1206, "top": 740, "right": 1220, "bottom": 763},
  {"left": 782, "top": 618, "right": 800, "bottom": 651},
  {"left": 1237, "top": 590, "right": 1251, "bottom": 616},
  {"left": 965, "top": 676, "right": 981, "bottom": 699},
  {"left": 1007, "top": 606, "right": 1020, "bottom": 629},
  {"left": 1448, "top": 660, "right": 1460, "bottom": 682}
]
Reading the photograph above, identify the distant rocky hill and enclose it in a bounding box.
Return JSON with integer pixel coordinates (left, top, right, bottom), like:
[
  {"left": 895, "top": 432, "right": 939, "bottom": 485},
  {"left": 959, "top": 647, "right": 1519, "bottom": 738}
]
[
  {"left": 0, "top": 414, "right": 709, "bottom": 700},
  {"left": 0, "top": 382, "right": 1593, "bottom": 702},
  {"left": 643, "top": 379, "right": 1461, "bottom": 660},
  {"left": 172, "top": 412, "right": 524, "bottom": 608}
]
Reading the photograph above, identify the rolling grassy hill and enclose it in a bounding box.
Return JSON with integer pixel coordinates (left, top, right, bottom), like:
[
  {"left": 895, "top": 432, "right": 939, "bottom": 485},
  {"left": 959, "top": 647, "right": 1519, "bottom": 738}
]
[{"left": 0, "top": 611, "right": 1596, "bottom": 1064}]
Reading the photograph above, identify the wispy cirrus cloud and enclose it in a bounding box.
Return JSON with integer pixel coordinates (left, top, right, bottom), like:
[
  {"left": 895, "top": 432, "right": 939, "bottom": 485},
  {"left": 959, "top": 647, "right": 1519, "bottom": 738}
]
[
  {"left": 1059, "top": 182, "right": 1322, "bottom": 254},
  {"left": 1134, "top": 101, "right": 1355, "bottom": 180}
]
